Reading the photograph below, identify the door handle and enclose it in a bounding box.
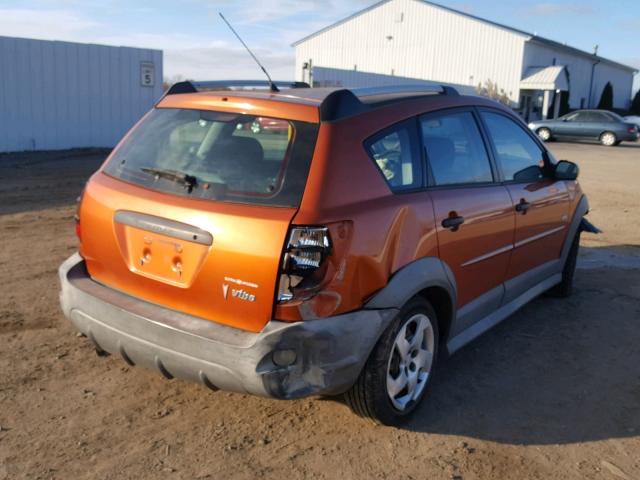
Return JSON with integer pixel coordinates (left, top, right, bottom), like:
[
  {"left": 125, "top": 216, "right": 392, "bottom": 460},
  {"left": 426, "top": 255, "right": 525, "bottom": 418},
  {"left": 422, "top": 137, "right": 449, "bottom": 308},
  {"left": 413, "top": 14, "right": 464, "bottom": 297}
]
[
  {"left": 441, "top": 215, "right": 465, "bottom": 231},
  {"left": 515, "top": 199, "right": 530, "bottom": 213}
]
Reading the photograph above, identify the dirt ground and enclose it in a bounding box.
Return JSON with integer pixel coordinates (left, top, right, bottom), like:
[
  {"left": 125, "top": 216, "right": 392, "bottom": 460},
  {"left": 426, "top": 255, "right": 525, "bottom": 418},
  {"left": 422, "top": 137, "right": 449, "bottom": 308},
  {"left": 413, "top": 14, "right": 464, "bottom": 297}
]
[{"left": 1, "top": 142, "right": 639, "bottom": 480}]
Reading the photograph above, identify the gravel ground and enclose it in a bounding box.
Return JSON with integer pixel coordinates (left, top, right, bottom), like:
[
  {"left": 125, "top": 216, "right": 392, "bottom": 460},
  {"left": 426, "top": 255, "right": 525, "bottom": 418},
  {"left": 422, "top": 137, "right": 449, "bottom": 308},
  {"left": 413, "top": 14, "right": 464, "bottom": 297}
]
[{"left": 1, "top": 142, "right": 639, "bottom": 480}]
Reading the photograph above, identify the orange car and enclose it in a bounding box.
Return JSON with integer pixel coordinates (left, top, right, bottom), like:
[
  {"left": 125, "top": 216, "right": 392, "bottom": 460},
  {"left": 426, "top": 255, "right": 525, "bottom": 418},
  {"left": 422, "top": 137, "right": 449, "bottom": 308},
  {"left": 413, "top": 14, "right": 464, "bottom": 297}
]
[{"left": 59, "top": 81, "right": 598, "bottom": 425}]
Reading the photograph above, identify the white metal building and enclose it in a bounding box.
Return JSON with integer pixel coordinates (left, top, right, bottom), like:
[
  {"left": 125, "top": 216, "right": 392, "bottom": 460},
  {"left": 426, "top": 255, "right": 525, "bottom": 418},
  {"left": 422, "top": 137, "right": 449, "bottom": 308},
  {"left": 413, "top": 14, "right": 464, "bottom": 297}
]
[
  {"left": 293, "top": 0, "right": 637, "bottom": 119},
  {"left": 0, "top": 36, "right": 163, "bottom": 153}
]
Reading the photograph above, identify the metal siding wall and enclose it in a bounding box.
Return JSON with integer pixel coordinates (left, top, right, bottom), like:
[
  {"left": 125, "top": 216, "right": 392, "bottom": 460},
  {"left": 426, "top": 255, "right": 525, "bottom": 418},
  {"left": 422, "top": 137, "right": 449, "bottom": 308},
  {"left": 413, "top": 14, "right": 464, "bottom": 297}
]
[
  {"left": 312, "top": 66, "right": 477, "bottom": 95},
  {"left": 295, "top": 0, "right": 526, "bottom": 103},
  {"left": 0, "top": 36, "right": 163, "bottom": 152},
  {"left": 522, "top": 42, "right": 634, "bottom": 110},
  {"left": 589, "top": 63, "right": 634, "bottom": 110}
]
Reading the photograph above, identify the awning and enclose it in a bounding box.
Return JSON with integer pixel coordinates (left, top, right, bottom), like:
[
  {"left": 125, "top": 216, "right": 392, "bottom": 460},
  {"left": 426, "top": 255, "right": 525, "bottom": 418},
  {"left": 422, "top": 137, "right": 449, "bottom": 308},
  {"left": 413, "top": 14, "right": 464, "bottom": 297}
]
[{"left": 520, "top": 66, "right": 569, "bottom": 91}]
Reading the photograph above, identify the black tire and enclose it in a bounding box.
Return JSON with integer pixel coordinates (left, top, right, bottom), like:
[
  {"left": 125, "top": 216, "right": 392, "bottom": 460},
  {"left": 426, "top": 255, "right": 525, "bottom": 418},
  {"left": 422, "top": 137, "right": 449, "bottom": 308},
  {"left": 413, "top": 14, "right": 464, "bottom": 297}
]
[
  {"left": 344, "top": 297, "right": 439, "bottom": 426},
  {"left": 537, "top": 127, "right": 552, "bottom": 142},
  {"left": 600, "top": 131, "right": 617, "bottom": 147},
  {"left": 548, "top": 231, "right": 580, "bottom": 297}
]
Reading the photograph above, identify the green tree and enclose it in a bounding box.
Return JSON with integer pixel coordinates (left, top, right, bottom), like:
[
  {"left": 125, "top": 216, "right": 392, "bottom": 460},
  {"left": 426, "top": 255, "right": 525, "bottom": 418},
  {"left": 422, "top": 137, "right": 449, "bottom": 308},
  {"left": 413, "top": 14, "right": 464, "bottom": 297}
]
[
  {"left": 597, "top": 82, "right": 614, "bottom": 110},
  {"left": 630, "top": 89, "right": 640, "bottom": 115}
]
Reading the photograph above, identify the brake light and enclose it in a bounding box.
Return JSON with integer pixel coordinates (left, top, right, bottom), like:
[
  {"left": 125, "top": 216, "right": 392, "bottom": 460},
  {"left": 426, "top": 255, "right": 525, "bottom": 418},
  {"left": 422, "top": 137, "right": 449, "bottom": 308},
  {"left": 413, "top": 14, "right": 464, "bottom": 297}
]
[
  {"left": 629, "top": 126, "right": 638, "bottom": 133},
  {"left": 277, "top": 226, "right": 332, "bottom": 302}
]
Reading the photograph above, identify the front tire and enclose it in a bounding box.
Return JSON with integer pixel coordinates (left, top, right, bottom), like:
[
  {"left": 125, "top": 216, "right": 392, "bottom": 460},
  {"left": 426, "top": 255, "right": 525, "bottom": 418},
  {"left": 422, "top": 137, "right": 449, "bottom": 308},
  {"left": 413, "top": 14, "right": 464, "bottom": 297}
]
[
  {"left": 600, "top": 131, "right": 617, "bottom": 146},
  {"left": 345, "top": 297, "right": 439, "bottom": 425},
  {"left": 537, "top": 127, "right": 552, "bottom": 142}
]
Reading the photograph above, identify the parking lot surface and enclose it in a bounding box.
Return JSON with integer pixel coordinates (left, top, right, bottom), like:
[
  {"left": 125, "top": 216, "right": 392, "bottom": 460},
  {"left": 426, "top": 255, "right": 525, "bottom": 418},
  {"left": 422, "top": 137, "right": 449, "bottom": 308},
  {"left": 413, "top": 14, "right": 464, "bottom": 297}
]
[{"left": 1, "top": 142, "right": 639, "bottom": 479}]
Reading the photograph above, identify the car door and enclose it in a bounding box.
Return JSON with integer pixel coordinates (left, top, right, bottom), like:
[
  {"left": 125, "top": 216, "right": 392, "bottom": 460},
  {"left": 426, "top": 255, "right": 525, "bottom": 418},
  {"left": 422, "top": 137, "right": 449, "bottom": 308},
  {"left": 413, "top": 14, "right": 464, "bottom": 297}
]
[
  {"left": 479, "top": 109, "right": 570, "bottom": 304},
  {"left": 584, "top": 111, "right": 612, "bottom": 139},
  {"left": 555, "top": 111, "right": 587, "bottom": 137},
  {"left": 420, "top": 109, "right": 514, "bottom": 335}
]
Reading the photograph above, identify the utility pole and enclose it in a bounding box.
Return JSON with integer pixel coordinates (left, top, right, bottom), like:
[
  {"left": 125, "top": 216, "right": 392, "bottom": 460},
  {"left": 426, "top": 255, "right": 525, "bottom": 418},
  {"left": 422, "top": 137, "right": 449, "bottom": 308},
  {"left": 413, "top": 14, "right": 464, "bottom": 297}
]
[{"left": 588, "top": 45, "right": 600, "bottom": 108}]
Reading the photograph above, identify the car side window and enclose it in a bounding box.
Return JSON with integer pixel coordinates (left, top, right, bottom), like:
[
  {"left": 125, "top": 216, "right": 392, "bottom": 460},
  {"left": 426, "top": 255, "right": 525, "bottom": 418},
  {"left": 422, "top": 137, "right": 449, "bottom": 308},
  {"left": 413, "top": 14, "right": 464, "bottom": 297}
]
[
  {"left": 367, "top": 120, "right": 422, "bottom": 191},
  {"left": 419, "top": 111, "right": 493, "bottom": 186},
  {"left": 481, "top": 111, "right": 546, "bottom": 182},
  {"left": 591, "top": 112, "right": 611, "bottom": 123},
  {"left": 566, "top": 112, "right": 583, "bottom": 122}
]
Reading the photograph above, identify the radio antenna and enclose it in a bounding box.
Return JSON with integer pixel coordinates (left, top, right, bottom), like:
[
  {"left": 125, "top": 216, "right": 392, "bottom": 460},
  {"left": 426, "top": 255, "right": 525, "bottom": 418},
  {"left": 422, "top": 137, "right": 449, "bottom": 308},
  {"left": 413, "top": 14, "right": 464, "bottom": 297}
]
[{"left": 218, "top": 12, "right": 279, "bottom": 93}]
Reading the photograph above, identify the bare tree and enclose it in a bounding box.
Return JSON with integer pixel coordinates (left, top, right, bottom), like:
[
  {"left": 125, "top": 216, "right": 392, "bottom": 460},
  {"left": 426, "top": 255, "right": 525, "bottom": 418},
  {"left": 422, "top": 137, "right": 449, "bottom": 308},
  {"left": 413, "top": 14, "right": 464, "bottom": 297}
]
[
  {"left": 163, "top": 74, "right": 187, "bottom": 91},
  {"left": 476, "top": 80, "right": 511, "bottom": 105}
]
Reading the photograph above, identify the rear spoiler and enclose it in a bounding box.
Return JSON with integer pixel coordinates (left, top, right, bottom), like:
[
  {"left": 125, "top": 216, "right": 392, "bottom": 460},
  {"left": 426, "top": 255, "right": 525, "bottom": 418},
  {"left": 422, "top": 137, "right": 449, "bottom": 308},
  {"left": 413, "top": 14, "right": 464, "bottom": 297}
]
[{"left": 165, "top": 80, "right": 310, "bottom": 96}]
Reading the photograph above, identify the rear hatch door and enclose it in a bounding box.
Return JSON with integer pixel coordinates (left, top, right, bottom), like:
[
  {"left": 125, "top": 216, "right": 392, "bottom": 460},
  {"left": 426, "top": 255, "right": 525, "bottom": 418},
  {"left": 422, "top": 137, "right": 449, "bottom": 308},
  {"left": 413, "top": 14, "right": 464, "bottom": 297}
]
[{"left": 79, "top": 106, "right": 318, "bottom": 332}]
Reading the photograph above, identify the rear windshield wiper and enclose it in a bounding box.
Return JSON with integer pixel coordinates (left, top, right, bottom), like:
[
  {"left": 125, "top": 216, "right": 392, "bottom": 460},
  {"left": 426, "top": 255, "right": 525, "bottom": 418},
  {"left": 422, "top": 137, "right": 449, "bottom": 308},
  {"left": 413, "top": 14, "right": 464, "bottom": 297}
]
[{"left": 141, "top": 167, "right": 198, "bottom": 193}]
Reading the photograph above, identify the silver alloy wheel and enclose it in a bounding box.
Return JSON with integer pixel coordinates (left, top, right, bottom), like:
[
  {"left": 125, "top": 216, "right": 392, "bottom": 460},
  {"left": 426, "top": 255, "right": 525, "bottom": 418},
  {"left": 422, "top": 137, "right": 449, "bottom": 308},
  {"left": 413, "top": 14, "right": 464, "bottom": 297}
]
[
  {"left": 386, "top": 313, "right": 435, "bottom": 411},
  {"left": 601, "top": 132, "right": 616, "bottom": 146},
  {"left": 537, "top": 128, "right": 551, "bottom": 141}
]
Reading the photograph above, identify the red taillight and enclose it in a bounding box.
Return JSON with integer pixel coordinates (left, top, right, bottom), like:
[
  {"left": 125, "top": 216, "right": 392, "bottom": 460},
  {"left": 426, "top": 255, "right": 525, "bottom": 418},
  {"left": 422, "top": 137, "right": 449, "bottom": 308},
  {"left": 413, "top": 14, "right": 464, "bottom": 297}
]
[
  {"left": 277, "top": 226, "right": 332, "bottom": 302},
  {"left": 75, "top": 220, "right": 82, "bottom": 241},
  {"left": 629, "top": 127, "right": 637, "bottom": 134}
]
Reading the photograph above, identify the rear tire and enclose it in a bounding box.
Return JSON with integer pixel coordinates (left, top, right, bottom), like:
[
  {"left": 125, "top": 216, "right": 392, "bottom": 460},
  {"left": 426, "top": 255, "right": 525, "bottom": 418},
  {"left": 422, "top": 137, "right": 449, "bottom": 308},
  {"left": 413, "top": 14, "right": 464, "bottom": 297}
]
[
  {"left": 600, "top": 131, "right": 617, "bottom": 146},
  {"left": 537, "top": 127, "right": 552, "bottom": 142},
  {"left": 344, "top": 297, "right": 439, "bottom": 426},
  {"left": 548, "top": 231, "right": 580, "bottom": 297}
]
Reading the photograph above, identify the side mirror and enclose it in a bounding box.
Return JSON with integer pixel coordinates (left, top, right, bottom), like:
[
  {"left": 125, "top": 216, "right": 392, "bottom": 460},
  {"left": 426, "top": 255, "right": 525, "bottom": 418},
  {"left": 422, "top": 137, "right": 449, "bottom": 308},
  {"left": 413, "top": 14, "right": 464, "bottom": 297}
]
[{"left": 555, "top": 160, "right": 579, "bottom": 180}]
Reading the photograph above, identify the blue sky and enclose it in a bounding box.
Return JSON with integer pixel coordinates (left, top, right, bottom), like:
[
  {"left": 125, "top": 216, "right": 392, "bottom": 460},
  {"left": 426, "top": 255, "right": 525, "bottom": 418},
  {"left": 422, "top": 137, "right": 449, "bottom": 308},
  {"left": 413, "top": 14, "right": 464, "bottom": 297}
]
[{"left": 1, "top": 0, "right": 638, "bottom": 93}]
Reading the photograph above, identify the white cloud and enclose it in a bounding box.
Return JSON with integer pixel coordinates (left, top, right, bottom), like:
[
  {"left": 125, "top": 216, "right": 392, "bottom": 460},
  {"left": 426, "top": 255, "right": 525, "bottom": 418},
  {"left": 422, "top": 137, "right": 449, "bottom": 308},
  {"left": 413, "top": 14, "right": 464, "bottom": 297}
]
[
  {"left": 0, "top": 9, "right": 98, "bottom": 41},
  {"left": 93, "top": 32, "right": 228, "bottom": 51},
  {"left": 164, "top": 46, "right": 294, "bottom": 80},
  {"left": 0, "top": 1, "right": 371, "bottom": 81},
  {"left": 214, "top": 0, "right": 371, "bottom": 25}
]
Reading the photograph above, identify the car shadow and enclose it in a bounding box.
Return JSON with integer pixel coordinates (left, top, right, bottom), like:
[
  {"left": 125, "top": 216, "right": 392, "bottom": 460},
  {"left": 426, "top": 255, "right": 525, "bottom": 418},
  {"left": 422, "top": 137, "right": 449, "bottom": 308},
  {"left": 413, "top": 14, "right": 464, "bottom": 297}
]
[
  {"left": 550, "top": 140, "right": 640, "bottom": 149},
  {"left": 400, "top": 263, "right": 640, "bottom": 444},
  {"left": 0, "top": 149, "right": 108, "bottom": 216}
]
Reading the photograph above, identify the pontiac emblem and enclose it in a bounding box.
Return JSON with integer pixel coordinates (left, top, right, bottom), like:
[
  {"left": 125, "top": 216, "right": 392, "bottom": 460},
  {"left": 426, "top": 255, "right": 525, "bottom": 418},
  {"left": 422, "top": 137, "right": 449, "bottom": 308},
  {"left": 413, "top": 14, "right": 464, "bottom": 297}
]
[{"left": 222, "top": 284, "right": 229, "bottom": 299}]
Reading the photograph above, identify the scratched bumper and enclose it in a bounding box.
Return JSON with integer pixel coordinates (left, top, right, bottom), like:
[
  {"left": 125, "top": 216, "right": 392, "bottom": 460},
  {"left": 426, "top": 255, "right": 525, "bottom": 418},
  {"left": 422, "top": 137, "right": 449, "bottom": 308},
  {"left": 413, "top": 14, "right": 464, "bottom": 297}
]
[{"left": 59, "top": 253, "right": 397, "bottom": 399}]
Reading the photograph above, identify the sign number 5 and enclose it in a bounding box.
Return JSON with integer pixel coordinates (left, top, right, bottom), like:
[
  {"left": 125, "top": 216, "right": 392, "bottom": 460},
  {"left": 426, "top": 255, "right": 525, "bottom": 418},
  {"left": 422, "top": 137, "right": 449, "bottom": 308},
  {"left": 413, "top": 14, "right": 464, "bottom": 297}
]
[{"left": 140, "top": 62, "right": 155, "bottom": 87}]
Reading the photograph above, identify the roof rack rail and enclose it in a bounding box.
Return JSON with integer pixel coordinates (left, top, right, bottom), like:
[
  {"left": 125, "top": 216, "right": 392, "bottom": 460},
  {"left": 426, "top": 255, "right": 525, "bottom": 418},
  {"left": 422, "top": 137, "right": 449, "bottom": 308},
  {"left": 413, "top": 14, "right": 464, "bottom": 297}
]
[
  {"left": 319, "top": 84, "right": 459, "bottom": 122},
  {"left": 166, "top": 80, "right": 310, "bottom": 95},
  {"left": 350, "top": 84, "right": 459, "bottom": 98}
]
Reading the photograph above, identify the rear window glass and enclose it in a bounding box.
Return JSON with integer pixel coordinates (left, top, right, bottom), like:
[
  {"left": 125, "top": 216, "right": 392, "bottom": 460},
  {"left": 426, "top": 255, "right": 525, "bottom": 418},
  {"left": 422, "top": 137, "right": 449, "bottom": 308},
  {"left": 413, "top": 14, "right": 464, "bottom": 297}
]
[{"left": 103, "top": 108, "right": 319, "bottom": 207}]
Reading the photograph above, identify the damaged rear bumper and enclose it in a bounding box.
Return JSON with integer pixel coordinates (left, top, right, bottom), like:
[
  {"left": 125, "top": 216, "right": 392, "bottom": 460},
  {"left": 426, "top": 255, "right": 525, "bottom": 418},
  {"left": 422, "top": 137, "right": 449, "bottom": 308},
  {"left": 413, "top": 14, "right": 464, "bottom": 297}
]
[{"left": 58, "top": 253, "right": 397, "bottom": 399}]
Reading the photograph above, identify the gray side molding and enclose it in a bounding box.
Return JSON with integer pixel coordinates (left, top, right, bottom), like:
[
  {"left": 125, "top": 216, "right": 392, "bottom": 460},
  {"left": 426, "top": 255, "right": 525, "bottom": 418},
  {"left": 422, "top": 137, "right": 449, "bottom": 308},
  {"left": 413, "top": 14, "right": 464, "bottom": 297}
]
[
  {"left": 560, "top": 195, "right": 589, "bottom": 264},
  {"left": 365, "top": 256, "right": 457, "bottom": 311}
]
